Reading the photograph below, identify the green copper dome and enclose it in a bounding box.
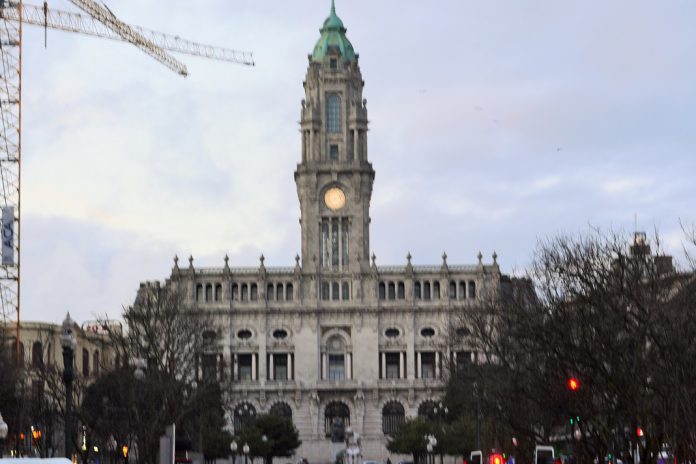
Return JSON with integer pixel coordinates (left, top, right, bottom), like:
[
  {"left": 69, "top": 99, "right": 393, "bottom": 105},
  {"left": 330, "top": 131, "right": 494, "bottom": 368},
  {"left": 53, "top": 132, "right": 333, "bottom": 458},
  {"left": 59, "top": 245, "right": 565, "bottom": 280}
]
[{"left": 311, "top": 0, "right": 356, "bottom": 62}]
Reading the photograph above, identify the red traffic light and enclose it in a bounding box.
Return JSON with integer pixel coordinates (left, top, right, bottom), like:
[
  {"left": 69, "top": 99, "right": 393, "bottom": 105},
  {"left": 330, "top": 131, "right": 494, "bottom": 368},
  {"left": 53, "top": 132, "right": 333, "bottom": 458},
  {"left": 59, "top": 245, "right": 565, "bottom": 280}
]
[
  {"left": 567, "top": 377, "right": 580, "bottom": 391},
  {"left": 489, "top": 454, "right": 503, "bottom": 464},
  {"left": 636, "top": 427, "right": 644, "bottom": 437}
]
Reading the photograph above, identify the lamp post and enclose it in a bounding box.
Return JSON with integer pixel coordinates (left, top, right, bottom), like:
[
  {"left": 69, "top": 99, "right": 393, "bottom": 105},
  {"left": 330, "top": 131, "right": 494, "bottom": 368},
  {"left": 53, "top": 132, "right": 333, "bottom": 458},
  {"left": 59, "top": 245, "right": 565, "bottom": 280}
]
[
  {"left": 261, "top": 435, "right": 269, "bottom": 464},
  {"left": 230, "top": 440, "right": 238, "bottom": 464},
  {"left": 108, "top": 435, "right": 117, "bottom": 464},
  {"left": 61, "top": 312, "right": 77, "bottom": 460},
  {"left": 242, "top": 443, "right": 250, "bottom": 464},
  {"left": 425, "top": 434, "right": 437, "bottom": 464},
  {"left": 0, "top": 411, "right": 9, "bottom": 457}
]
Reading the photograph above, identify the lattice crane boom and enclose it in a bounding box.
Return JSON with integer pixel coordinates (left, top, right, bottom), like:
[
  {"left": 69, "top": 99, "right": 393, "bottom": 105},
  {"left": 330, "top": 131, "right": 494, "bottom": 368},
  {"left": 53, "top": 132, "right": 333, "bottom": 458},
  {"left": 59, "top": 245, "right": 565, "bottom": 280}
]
[
  {"left": 1, "top": 2, "right": 255, "bottom": 66},
  {"left": 0, "top": 0, "right": 253, "bottom": 359}
]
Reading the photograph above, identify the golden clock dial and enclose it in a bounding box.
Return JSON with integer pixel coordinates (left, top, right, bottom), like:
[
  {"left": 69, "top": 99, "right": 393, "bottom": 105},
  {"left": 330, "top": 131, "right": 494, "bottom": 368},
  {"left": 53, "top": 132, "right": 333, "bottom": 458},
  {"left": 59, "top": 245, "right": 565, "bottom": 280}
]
[{"left": 324, "top": 187, "right": 346, "bottom": 210}]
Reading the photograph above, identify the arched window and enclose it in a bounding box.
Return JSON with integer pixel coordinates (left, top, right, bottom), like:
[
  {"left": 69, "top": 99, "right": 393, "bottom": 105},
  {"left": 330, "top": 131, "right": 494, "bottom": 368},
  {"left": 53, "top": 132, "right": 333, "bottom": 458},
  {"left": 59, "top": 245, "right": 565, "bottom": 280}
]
[
  {"left": 459, "top": 281, "right": 466, "bottom": 300},
  {"left": 324, "top": 402, "right": 350, "bottom": 440},
  {"left": 322, "top": 282, "right": 330, "bottom": 300},
  {"left": 468, "top": 281, "right": 476, "bottom": 299},
  {"left": 215, "top": 284, "right": 222, "bottom": 301},
  {"left": 276, "top": 284, "right": 283, "bottom": 302},
  {"left": 233, "top": 402, "right": 257, "bottom": 434},
  {"left": 286, "top": 283, "right": 294, "bottom": 301},
  {"left": 414, "top": 282, "right": 421, "bottom": 300},
  {"left": 332, "top": 282, "right": 340, "bottom": 301},
  {"left": 433, "top": 282, "right": 440, "bottom": 300},
  {"left": 17, "top": 342, "right": 25, "bottom": 367},
  {"left": 397, "top": 282, "right": 405, "bottom": 299},
  {"left": 205, "top": 284, "right": 212, "bottom": 302},
  {"left": 270, "top": 402, "right": 292, "bottom": 419},
  {"left": 241, "top": 284, "right": 248, "bottom": 301},
  {"left": 267, "top": 283, "right": 274, "bottom": 301},
  {"left": 195, "top": 284, "right": 203, "bottom": 302},
  {"left": 93, "top": 350, "right": 100, "bottom": 376},
  {"left": 326, "top": 94, "right": 341, "bottom": 133},
  {"left": 250, "top": 284, "right": 258, "bottom": 301},
  {"left": 388, "top": 282, "right": 396, "bottom": 300},
  {"left": 378, "top": 282, "right": 386, "bottom": 300},
  {"left": 449, "top": 281, "right": 457, "bottom": 300},
  {"left": 231, "top": 283, "right": 239, "bottom": 301},
  {"left": 82, "top": 348, "right": 90, "bottom": 377},
  {"left": 342, "top": 282, "right": 350, "bottom": 300},
  {"left": 382, "top": 401, "right": 406, "bottom": 436},
  {"left": 32, "top": 341, "right": 43, "bottom": 369},
  {"left": 418, "top": 400, "right": 441, "bottom": 421},
  {"left": 424, "top": 282, "right": 431, "bottom": 300}
]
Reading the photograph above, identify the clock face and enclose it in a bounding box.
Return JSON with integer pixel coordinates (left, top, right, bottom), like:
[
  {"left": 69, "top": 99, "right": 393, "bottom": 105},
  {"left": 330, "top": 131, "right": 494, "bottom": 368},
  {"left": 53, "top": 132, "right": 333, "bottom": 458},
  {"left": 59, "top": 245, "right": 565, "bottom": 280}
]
[{"left": 324, "top": 187, "right": 346, "bottom": 210}]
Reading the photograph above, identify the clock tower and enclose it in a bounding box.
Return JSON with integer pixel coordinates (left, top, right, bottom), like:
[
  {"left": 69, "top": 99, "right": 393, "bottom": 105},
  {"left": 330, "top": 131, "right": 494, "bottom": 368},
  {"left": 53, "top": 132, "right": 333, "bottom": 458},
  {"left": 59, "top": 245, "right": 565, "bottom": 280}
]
[{"left": 295, "top": 0, "right": 374, "bottom": 276}]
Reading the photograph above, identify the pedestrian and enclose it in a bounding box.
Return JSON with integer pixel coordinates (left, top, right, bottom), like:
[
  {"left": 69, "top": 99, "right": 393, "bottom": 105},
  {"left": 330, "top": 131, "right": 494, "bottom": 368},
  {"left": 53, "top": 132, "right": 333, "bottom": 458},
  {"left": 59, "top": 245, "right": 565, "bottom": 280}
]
[{"left": 387, "top": 458, "right": 392, "bottom": 464}]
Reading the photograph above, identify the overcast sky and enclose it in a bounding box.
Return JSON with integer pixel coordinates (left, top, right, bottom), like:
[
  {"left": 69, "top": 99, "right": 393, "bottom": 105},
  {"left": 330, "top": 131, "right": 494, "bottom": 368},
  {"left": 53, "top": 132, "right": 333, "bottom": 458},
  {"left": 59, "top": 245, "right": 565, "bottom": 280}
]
[{"left": 19, "top": 0, "right": 696, "bottom": 324}]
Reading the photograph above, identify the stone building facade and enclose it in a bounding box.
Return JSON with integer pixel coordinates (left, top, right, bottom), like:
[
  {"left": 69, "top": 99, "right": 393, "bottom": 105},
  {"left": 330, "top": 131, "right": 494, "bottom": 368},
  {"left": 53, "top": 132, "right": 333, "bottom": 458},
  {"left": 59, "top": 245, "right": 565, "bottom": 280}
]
[{"left": 146, "top": 3, "right": 509, "bottom": 462}]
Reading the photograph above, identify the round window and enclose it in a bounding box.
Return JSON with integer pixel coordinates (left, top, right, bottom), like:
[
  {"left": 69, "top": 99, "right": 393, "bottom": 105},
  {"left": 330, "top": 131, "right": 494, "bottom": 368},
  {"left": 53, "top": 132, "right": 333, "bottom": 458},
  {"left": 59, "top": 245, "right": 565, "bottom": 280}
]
[
  {"left": 273, "top": 329, "right": 288, "bottom": 339},
  {"left": 385, "top": 328, "right": 400, "bottom": 338},
  {"left": 237, "top": 329, "right": 252, "bottom": 340},
  {"left": 456, "top": 327, "right": 470, "bottom": 338},
  {"left": 420, "top": 327, "right": 435, "bottom": 338}
]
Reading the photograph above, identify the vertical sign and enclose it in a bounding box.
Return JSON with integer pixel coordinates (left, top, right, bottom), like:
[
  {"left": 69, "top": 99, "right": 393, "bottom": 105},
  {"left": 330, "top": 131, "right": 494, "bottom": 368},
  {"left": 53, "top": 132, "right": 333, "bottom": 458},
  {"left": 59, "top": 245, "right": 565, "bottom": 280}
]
[{"left": 2, "top": 206, "right": 14, "bottom": 265}]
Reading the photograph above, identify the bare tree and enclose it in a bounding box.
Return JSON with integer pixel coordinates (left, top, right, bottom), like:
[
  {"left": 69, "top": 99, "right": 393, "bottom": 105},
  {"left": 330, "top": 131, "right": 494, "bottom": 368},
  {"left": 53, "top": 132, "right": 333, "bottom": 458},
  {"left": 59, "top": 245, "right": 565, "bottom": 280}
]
[
  {"left": 85, "top": 282, "right": 217, "bottom": 464},
  {"left": 448, "top": 229, "right": 696, "bottom": 462}
]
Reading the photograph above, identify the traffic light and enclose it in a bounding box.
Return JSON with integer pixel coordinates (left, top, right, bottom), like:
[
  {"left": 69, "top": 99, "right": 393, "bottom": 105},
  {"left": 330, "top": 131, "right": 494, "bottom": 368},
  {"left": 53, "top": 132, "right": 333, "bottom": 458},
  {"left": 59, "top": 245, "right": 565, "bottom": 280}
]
[
  {"left": 567, "top": 377, "right": 580, "bottom": 391},
  {"left": 122, "top": 444, "right": 129, "bottom": 460},
  {"left": 636, "top": 427, "right": 644, "bottom": 438},
  {"left": 489, "top": 453, "right": 503, "bottom": 464}
]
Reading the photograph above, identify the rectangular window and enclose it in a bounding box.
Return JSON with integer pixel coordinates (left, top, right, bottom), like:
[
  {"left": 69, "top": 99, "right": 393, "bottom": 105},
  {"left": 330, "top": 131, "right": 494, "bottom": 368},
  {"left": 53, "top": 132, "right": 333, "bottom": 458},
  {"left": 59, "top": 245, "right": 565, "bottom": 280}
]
[
  {"left": 331, "top": 218, "right": 339, "bottom": 269},
  {"left": 341, "top": 219, "right": 349, "bottom": 267},
  {"left": 420, "top": 352, "right": 435, "bottom": 379},
  {"left": 202, "top": 354, "right": 218, "bottom": 382},
  {"left": 326, "top": 94, "right": 341, "bottom": 133},
  {"left": 238, "top": 354, "right": 253, "bottom": 381},
  {"left": 330, "top": 58, "right": 337, "bottom": 69},
  {"left": 330, "top": 144, "right": 339, "bottom": 160},
  {"left": 273, "top": 354, "right": 288, "bottom": 381},
  {"left": 321, "top": 220, "right": 329, "bottom": 267},
  {"left": 328, "top": 354, "right": 345, "bottom": 381},
  {"left": 385, "top": 352, "right": 400, "bottom": 379}
]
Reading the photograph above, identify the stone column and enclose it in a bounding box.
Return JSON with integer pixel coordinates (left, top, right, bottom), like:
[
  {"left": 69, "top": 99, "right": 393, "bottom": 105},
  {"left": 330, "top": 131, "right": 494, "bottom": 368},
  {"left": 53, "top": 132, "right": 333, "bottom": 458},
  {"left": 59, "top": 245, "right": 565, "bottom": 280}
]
[
  {"left": 399, "top": 352, "right": 405, "bottom": 379},
  {"left": 381, "top": 352, "right": 386, "bottom": 379},
  {"left": 269, "top": 353, "right": 274, "bottom": 381},
  {"left": 288, "top": 353, "right": 293, "bottom": 380},
  {"left": 251, "top": 353, "right": 257, "bottom": 381},
  {"left": 322, "top": 352, "right": 327, "bottom": 380},
  {"left": 416, "top": 351, "right": 421, "bottom": 379},
  {"left": 435, "top": 352, "right": 441, "bottom": 379},
  {"left": 233, "top": 354, "right": 238, "bottom": 381}
]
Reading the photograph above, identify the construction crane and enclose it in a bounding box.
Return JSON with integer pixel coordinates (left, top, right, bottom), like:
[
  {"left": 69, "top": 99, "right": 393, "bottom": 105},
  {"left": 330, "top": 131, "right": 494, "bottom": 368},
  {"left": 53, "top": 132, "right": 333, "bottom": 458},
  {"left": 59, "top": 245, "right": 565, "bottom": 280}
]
[{"left": 0, "top": 0, "right": 254, "bottom": 358}]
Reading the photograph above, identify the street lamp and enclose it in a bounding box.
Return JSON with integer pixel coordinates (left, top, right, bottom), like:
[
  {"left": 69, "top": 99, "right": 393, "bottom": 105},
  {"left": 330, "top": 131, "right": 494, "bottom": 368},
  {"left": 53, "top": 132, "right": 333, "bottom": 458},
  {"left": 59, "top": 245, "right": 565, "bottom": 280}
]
[
  {"left": 230, "top": 440, "right": 238, "bottom": 464},
  {"left": 261, "top": 435, "right": 268, "bottom": 464},
  {"left": 0, "top": 411, "right": 9, "bottom": 457},
  {"left": 108, "top": 435, "right": 117, "bottom": 464},
  {"left": 61, "top": 312, "right": 77, "bottom": 460},
  {"left": 425, "top": 434, "right": 437, "bottom": 464},
  {"left": 242, "top": 443, "right": 250, "bottom": 464}
]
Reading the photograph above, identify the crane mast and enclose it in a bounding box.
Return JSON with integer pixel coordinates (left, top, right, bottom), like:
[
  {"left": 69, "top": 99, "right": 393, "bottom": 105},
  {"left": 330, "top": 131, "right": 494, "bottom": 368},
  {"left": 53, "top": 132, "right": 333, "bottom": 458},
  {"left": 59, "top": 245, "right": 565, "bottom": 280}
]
[{"left": 0, "top": 0, "right": 253, "bottom": 359}]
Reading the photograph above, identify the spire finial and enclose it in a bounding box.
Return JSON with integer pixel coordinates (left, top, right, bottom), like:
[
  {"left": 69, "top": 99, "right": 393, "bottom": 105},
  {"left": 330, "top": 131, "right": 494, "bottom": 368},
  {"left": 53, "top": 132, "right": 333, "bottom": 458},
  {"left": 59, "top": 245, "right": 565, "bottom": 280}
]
[{"left": 331, "top": 0, "right": 336, "bottom": 15}]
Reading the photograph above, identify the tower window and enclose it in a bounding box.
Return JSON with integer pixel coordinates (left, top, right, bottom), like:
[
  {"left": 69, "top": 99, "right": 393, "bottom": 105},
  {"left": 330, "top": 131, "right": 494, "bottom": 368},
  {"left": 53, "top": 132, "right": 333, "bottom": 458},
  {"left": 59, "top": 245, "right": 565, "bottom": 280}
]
[
  {"left": 330, "top": 144, "right": 339, "bottom": 160},
  {"left": 321, "top": 217, "right": 349, "bottom": 270},
  {"left": 326, "top": 94, "right": 341, "bottom": 133},
  {"left": 330, "top": 58, "right": 337, "bottom": 69},
  {"left": 332, "top": 282, "right": 340, "bottom": 301}
]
